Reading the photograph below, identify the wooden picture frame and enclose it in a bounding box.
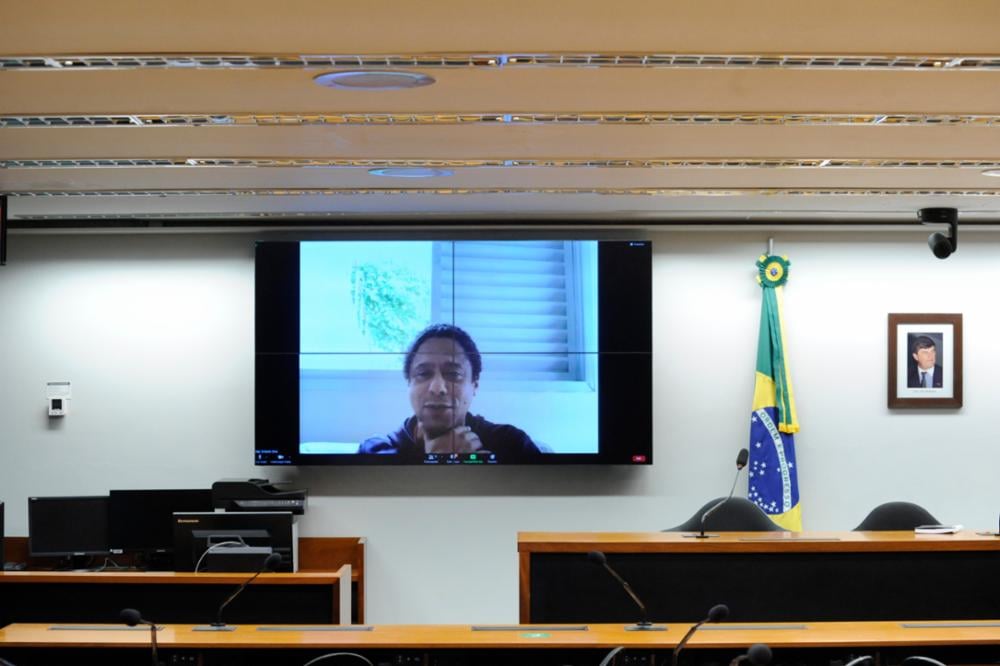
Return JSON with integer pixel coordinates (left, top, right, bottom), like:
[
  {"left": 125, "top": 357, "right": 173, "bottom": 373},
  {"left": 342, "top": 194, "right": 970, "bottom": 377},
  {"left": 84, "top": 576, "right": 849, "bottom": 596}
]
[{"left": 888, "top": 313, "right": 963, "bottom": 409}]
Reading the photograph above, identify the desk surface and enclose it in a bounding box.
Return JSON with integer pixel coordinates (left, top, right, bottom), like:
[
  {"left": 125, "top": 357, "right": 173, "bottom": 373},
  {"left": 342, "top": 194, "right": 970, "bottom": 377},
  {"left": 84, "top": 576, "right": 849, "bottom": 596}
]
[
  {"left": 518, "top": 530, "right": 1000, "bottom": 553},
  {"left": 0, "top": 568, "right": 349, "bottom": 585},
  {"left": 5, "top": 622, "right": 1000, "bottom": 649}
]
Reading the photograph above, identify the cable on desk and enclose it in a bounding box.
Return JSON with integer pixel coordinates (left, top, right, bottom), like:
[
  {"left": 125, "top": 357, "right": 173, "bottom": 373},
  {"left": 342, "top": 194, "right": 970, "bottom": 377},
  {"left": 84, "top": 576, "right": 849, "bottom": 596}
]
[
  {"left": 904, "top": 657, "right": 947, "bottom": 666},
  {"left": 599, "top": 646, "right": 625, "bottom": 666},
  {"left": 302, "top": 653, "right": 374, "bottom": 666},
  {"left": 95, "top": 557, "right": 129, "bottom": 571},
  {"left": 193, "top": 540, "right": 248, "bottom": 573}
]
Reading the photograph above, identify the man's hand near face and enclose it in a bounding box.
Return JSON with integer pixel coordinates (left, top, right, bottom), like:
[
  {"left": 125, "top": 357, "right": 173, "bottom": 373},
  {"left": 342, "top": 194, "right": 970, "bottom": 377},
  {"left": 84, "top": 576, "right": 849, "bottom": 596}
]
[{"left": 416, "top": 422, "right": 487, "bottom": 453}]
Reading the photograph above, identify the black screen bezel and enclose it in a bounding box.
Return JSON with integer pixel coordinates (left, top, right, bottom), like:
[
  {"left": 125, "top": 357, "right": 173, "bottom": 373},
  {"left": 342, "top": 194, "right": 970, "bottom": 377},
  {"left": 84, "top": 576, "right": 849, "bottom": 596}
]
[
  {"left": 255, "top": 239, "right": 652, "bottom": 466},
  {"left": 27, "top": 496, "right": 110, "bottom": 557}
]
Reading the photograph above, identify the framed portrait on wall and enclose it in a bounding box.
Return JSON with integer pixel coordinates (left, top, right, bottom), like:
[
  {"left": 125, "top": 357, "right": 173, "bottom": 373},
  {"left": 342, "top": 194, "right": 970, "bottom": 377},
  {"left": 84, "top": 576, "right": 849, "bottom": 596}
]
[{"left": 888, "top": 313, "right": 963, "bottom": 409}]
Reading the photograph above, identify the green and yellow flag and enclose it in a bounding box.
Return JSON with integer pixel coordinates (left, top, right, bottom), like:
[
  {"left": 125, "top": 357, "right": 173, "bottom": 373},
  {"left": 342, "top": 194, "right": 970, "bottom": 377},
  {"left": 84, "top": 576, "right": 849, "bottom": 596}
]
[{"left": 747, "top": 254, "right": 801, "bottom": 531}]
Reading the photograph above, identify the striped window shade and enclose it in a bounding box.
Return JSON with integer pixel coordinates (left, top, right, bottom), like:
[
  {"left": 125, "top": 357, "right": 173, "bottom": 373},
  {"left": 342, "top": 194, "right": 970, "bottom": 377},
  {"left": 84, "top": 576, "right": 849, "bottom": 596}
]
[{"left": 434, "top": 241, "right": 586, "bottom": 381}]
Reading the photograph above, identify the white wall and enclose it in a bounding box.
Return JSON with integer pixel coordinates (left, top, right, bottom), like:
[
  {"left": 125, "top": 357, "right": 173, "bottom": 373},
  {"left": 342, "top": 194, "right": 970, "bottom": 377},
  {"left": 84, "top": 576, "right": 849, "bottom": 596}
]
[{"left": 2, "top": 229, "right": 999, "bottom": 624}]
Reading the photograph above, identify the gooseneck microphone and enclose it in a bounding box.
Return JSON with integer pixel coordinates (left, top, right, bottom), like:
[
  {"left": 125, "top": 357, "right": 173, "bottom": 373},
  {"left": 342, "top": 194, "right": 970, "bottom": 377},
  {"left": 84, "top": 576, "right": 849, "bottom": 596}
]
[
  {"left": 687, "top": 448, "right": 749, "bottom": 539},
  {"left": 586, "top": 551, "right": 666, "bottom": 631},
  {"left": 729, "top": 643, "right": 772, "bottom": 666},
  {"left": 120, "top": 607, "right": 159, "bottom": 666},
  {"left": 203, "top": 552, "right": 283, "bottom": 631},
  {"left": 671, "top": 604, "right": 729, "bottom": 666}
]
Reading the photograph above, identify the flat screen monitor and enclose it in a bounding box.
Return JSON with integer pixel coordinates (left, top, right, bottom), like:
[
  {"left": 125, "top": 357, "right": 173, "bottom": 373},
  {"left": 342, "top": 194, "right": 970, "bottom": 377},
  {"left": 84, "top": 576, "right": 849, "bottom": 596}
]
[
  {"left": 108, "top": 489, "right": 214, "bottom": 554},
  {"left": 255, "top": 239, "right": 653, "bottom": 465},
  {"left": 28, "top": 495, "right": 110, "bottom": 558},
  {"left": 172, "top": 511, "right": 297, "bottom": 572}
]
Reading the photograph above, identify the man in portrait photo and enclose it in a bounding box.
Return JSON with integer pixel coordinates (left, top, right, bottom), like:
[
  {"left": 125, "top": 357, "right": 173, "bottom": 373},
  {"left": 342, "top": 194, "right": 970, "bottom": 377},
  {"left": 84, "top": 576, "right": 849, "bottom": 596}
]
[{"left": 906, "top": 334, "right": 944, "bottom": 388}]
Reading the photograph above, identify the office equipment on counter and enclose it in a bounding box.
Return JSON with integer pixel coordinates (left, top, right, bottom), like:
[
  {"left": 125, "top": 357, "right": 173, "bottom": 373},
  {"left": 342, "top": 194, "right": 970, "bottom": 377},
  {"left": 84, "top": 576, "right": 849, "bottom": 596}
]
[{"left": 212, "top": 479, "right": 307, "bottom": 514}]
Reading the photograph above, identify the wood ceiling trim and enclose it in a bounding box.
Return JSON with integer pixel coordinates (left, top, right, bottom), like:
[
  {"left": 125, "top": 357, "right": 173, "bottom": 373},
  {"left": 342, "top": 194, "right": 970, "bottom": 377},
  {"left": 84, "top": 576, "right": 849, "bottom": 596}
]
[{"left": 4, "top": 2, "right": 1000, "bottom": 55}]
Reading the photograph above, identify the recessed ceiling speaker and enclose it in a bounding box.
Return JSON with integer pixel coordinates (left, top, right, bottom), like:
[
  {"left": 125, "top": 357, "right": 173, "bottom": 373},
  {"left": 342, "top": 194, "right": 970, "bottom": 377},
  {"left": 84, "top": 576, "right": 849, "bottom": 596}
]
[
  {"left": 313, "top": 70, "right": 435, "bottom": 90},
  {"left": 918, "top": 207, "right": 958, "bottom": 259}
]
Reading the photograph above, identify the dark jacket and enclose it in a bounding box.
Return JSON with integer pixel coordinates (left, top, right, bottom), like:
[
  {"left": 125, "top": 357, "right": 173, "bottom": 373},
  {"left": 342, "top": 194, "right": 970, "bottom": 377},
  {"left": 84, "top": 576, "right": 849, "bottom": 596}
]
[
  {"left": 907, "top": 363, "right": 944, "bottom": 388},
  {"left": 359, "top": 413, "right": 541, "bottom": 462}
]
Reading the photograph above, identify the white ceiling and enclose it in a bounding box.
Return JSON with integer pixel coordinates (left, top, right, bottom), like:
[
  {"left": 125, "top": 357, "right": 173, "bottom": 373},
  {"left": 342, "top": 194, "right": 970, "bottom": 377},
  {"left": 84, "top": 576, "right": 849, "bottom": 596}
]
[{"left": 4, "top": 1, "right": 1000, "bottom": 226}]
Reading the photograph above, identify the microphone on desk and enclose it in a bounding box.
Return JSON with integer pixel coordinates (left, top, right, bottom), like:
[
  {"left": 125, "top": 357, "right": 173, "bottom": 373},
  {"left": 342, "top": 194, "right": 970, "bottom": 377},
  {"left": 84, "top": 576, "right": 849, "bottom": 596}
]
[
  {"left": 687, "top": 448, "right": 749, "bottom": 539},
  {"left": 206, "top": 552, "right": 283, "bottom": 631},
  {"left": 729, "top": 643, "right": 772, "bottom": 666},
  {"left": 120, "top": 607, "right": 159, "bottom": 666},
  {"left": 586, "top": 551, "right": 665, "bottom": 631},
  {"left": 671, "top": 603, "right": 729, "bottom": 666}
]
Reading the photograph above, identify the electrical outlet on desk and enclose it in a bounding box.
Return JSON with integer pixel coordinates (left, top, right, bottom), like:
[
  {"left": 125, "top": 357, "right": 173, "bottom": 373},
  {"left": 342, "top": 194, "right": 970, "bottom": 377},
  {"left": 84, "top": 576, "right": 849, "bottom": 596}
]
[{"left": 390, "top": 656, "right": 423, "bottom": 666}]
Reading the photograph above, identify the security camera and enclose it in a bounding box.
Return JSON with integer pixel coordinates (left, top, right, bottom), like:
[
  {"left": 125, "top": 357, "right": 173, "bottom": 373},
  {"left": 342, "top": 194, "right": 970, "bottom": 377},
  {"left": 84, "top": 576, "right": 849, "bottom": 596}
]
[
  {"left": 918, "top": 207, "right": 958, "bottom": 259},
  {"left": 917, "top": 207, "right": 958, "bottom": 225}
]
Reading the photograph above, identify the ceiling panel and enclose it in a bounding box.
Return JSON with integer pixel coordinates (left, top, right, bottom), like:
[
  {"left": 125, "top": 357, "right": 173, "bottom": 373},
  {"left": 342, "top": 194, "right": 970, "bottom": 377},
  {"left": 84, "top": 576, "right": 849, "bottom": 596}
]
[
  {"left": 5, "top": 1, "right": 1000, "bottom": 54},
  {"left": 6, "top": 125, "right": 1000, "bottom": 161},
  {"left": 4, "top": 1, "right": 1000, "bottom": 225},
  {"left": 6, "top": 69, "right": 1000, "bottom": 115}
]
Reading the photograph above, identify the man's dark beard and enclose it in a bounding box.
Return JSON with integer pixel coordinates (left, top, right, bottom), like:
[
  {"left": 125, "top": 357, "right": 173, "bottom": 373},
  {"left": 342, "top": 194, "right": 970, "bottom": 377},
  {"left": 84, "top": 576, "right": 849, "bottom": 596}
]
[{"left": 421, "top": 422, "right": 456, "bottom": 439}]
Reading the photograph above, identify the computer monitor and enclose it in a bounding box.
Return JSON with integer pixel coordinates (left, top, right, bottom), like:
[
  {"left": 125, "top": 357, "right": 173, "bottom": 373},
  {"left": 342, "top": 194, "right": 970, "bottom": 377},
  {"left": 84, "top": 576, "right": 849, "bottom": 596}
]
[
  {"left": 28, "top": 496, "right": 110, "bottom": 566},
  {"left": 172, "top": 511, "right": 297, "bottom": 572},
  {"left": 108, "top": 489, "right": 214, "bottom": 556}
]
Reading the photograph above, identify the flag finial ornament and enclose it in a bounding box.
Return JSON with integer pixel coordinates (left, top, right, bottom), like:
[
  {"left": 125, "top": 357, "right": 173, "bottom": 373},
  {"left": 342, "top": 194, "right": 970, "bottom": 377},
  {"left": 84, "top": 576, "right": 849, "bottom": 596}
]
[{"left": 756, "top": 254, "right": 790, "bottom": 288}]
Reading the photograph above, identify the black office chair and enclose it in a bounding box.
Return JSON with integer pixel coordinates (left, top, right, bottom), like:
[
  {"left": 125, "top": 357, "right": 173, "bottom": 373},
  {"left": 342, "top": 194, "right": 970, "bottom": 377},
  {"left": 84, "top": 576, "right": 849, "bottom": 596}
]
[
  {"left": 666, "top": 497, "right": 788, "bottom": 532},
  {"left": 853, "top": 501, "right": 940, "bottom": 531}
]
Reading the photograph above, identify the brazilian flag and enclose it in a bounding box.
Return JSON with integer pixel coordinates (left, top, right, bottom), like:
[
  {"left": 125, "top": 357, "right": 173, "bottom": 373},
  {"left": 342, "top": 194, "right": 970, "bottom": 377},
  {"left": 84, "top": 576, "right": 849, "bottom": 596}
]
[{"left": 748, "top": 255, "right": 801, "bottom": 531}]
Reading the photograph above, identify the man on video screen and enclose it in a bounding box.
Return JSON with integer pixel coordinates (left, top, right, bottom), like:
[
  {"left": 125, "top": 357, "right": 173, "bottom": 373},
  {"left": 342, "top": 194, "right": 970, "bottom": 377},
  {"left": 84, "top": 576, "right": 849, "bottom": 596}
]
[{"left": 359, "top": 324, "right": 541, "bottom": 462}]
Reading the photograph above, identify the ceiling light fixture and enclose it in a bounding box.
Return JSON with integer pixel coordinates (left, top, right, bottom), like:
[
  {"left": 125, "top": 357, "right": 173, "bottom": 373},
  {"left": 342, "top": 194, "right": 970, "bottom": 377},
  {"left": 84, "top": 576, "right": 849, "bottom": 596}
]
[
  {"left": 918, "top": 207, "right": 959, "bottom": 259},
  {"left": 368, "top": 168, "right": 453, "bottom": 178},
  {"left": 313, "top": 70, "right": 435, "bottom": 90},
  {"left": 982, "top": 169, "right": 1000, "bottom": 177}
]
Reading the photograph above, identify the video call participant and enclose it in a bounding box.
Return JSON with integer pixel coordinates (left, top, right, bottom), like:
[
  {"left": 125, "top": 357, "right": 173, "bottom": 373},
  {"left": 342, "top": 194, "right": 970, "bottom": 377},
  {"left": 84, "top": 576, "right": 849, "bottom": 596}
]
[
  {"left": 358, "top": 324, "right": 542, "bottom": 462},
  {"left": 907, "top": 335, "right": 943, "bottom": 388}
]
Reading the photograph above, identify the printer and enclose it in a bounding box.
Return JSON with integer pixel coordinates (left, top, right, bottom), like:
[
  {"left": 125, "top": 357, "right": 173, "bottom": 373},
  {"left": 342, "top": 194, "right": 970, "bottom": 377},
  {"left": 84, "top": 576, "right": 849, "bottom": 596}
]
[{"left": 212, "top": 478, "right": 308, "bottom": 515}]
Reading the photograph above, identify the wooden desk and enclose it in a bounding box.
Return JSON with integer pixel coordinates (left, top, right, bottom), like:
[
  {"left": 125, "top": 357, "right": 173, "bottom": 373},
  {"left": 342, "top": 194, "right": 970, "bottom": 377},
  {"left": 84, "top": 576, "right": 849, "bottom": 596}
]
[
  {"left": 4, "top": 621, "right": 1000, "bottom": 666},
  {"left": 2, "top": 535, "right": 365, "bottom": 625},
  {"left": 518, "top": 531, "right": 1000, "bottom": 623},
  {"left": 0, "top": 567, "right": 352, "bottom": 628}
]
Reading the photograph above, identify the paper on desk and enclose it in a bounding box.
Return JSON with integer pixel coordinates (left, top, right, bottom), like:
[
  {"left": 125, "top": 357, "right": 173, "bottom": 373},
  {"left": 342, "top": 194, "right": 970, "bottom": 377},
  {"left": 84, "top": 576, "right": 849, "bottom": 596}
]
[{"left": 914, "top": 524, "right": 963, "bottom": 534}]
